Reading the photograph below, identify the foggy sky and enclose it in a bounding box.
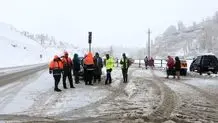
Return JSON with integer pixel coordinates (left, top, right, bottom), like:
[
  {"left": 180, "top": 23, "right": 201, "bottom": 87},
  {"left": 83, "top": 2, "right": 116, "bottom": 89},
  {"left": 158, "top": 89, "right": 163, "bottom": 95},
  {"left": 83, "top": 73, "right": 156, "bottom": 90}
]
[{"left": 0, "top": 0, "right": 217, "bottom": 48}]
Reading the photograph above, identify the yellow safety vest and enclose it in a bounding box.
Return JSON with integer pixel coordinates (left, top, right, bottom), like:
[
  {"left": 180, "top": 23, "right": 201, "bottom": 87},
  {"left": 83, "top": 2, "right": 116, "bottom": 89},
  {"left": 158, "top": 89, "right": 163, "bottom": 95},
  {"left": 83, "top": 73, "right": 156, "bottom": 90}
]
[
  {"left": 120, "top": 58, "right": 128, "bottom": 69},
  {"left": 106, "top": 57, "right": 114, "bottom": 70}
]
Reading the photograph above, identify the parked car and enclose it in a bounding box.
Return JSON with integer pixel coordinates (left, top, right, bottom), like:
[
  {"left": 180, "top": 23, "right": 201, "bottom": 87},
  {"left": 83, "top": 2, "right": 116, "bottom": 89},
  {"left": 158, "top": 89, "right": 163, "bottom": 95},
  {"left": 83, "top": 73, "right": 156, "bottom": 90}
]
[{"left": 190, "top": 54, "right": 218, "bottom": 75}]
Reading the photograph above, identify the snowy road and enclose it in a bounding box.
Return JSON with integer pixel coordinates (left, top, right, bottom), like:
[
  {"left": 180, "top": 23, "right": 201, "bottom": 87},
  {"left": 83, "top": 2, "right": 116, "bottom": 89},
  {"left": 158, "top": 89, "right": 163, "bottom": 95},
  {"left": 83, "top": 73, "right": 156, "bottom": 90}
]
[
  {"left": 0, "top": 67, "right": 218, "bottom": 123},
  {"left": 0, "top": 63, "right": 47, "bottom": 86}
]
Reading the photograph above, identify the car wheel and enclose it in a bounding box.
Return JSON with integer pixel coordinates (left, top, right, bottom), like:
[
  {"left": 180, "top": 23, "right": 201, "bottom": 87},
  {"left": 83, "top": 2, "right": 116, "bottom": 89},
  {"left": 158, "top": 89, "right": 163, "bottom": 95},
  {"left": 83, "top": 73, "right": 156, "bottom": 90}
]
[
  {"left": 190, "top": 66, "right": 193, "bottom": 72},
  {"left": 198, "top": 68, "right": 202, "bottom": 75}
]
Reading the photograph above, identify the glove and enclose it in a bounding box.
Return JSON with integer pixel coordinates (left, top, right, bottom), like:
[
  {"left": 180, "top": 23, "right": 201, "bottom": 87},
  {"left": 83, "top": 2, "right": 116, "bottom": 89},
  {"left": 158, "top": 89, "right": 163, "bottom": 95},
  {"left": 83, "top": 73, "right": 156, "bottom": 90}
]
[{"left": 49, "top": 70, "right": 52, "bottom": 74}]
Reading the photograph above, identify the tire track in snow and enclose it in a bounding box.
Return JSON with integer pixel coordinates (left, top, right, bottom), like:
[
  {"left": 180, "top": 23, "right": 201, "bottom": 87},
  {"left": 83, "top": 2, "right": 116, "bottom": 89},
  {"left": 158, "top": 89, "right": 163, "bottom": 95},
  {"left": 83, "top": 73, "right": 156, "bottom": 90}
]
[
  {"left": 179, "top": 80, "right": 218, "bottom": 104},
  {"left": 143, "top": 70, "right": 176, "bottom": 122},
  {"left": 165, "top": 79, "right": 218, "bottom": 123},
  {"left": 56, "top": 68, "right": 138, "bottom": 120},
  {"left": 61, "top": 68, "right": 162, "bottom": 123},
  {"left": 21, "top": 88, "right": 60, "bottom": 116},
  {"left": 152, "top": 70, "right": 218, "bottom": 122}
]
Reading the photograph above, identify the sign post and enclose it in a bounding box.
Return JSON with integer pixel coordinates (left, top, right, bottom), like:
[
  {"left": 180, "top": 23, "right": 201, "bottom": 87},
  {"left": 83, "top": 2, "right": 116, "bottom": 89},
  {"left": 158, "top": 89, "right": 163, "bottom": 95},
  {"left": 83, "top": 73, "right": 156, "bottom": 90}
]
[
  {"left": 147, "top": 29, "right": 151, "bottom": 59},
  {"left": 88, "top": 32, "right": 92, "bottom": 52}
]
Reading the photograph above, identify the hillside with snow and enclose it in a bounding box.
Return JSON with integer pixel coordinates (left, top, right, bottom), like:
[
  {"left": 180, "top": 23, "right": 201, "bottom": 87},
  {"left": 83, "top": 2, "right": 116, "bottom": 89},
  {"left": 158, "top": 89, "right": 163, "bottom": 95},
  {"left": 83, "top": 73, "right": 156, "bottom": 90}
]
[
  {"left": 0, "top": 22, "right": 50, "bottom": 68},
  {"left": 0, "top": 22, "right": 84, "bottom": 68},
  {"left": 153, "top": 12, "right": 218, "bottom": 58}
]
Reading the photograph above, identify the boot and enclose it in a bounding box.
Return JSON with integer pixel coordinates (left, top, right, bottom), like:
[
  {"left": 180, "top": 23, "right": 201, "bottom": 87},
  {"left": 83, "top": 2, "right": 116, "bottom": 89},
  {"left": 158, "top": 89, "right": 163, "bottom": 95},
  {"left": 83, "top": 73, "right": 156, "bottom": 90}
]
[
  {"left": 54, "top": 88, "right": 62, "bottom": 92},
  {"left": 70, "top": 86, "right": 75, "bottom": 88}
]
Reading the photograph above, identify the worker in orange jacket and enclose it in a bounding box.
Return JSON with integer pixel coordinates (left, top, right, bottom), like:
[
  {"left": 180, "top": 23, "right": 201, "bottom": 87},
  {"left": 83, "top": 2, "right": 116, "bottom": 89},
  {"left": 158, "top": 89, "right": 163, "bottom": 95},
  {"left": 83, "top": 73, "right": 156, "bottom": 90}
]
[
  {"left": 61, "top": 51, "right": 75, "bottom": 89},
  {"left": 49, "top": 55, "right": 63, "bottom": 92},
  {"left": 84, "top": 52, "right": 95, "bottom": 85}
]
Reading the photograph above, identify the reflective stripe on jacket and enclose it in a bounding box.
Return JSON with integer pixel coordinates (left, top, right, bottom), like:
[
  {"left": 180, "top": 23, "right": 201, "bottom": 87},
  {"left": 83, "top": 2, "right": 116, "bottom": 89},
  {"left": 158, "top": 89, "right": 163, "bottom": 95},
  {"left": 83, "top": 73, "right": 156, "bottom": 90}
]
[{"left": 120, "top": 58, "right": 129, "bottom": 69}]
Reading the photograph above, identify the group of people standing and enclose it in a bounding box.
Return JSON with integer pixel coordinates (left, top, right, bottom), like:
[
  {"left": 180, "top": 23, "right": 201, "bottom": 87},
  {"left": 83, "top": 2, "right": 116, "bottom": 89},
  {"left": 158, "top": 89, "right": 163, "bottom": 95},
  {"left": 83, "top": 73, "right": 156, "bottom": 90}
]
[
  {"left": 166, "top": 56, "right": 181, "bottom": 79},
  {"left": 49, "top": 51, "right": 75, "bottom": 92},
  {"left": 144, "top": 56, "right": 154, "bottom": 69},
  {"left": 49, "top": 51, "right": 131, "bottom": 92},
  {"left": 82, "top": 52, "right": 104, "bottom": 85},
  {"left": 143, "top": 55, "right": 181, "bottom": 79}
]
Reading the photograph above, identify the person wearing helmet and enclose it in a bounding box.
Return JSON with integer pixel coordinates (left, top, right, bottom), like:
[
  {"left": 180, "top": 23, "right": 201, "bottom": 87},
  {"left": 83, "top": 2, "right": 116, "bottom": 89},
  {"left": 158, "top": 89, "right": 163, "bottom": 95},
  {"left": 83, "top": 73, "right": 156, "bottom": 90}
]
[
  {"left": 120, "top": 53, "right": 130, "bottom": 83},
  {"left": 105, "top": 54, "right": 114, "bottom": 85},
  {"left": 93, "top": 52, "right": 103, "bottom": 83},
  {"left": 84, "top": 52, "right": 95, "bottom": 85},
  {"left": 49, "top": 55, "right": 63, "bottom": 92},
  {"left": 61, "top": 51, "right": 75, "bottom": 89}
]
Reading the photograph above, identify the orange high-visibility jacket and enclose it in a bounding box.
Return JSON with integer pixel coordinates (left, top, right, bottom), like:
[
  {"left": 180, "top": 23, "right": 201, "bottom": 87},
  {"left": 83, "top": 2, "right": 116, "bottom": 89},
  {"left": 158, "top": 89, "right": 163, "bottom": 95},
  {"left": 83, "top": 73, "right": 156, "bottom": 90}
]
[
  {"left": 62, "top": 57, "right": 72, "bottom": 67},
  {"left": 49, "top": 60, "right": 63, "bottom": 75},
  {"left": 84, "top": 52, "right": 94, "bottom": 65}
]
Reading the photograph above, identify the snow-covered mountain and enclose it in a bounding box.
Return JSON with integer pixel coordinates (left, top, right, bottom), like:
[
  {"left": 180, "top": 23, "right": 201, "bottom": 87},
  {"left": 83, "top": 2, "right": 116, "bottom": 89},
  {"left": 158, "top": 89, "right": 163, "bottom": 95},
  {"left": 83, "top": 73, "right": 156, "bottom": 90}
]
[
  {"left": 0, "top": 22, "right": 84, "bottom": 68},
  {"left": 0, "top": 22, "right": 49, "bottom": 67},
  {"left": 19, "top": 29, "right": 86, "bottom": 59},
  {"left": 153, "top": 12, "right": 218, "bottom": 58}
]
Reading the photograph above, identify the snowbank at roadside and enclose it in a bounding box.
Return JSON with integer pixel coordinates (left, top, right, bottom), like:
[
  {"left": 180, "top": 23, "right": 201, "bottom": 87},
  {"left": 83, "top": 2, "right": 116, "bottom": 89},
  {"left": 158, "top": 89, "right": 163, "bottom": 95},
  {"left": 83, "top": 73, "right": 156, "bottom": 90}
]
[{"left": 0, "top": 70, "right": 110, "bottom": 116}]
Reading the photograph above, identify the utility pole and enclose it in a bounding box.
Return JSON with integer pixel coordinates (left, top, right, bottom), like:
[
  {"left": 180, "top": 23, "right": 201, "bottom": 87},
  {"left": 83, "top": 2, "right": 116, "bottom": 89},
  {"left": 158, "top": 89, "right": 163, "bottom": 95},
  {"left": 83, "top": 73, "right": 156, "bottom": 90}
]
[{"left": 148, "top": 29, "right": 151, "bottom": 58}]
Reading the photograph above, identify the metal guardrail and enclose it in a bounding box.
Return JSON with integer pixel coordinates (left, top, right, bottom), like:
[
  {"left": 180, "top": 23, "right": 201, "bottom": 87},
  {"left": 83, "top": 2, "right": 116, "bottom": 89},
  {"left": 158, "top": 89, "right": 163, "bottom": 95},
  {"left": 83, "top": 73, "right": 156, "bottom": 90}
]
[{"left": 118, "top": 59, "right": 193, "bottom": 68}]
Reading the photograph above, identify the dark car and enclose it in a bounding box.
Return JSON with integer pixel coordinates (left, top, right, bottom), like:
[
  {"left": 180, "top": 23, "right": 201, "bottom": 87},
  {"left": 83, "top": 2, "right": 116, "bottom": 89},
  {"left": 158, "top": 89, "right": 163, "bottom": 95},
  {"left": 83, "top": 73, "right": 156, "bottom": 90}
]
[{"left": 190, "top": 55, "right": 218, "bottom": 75}]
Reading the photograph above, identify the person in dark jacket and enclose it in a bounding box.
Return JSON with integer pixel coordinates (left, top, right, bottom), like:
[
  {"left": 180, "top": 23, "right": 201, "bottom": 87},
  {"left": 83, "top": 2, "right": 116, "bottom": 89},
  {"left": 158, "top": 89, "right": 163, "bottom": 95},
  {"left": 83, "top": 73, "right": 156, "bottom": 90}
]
[
  {"left": 144, "top": 56, "right": 148, "bottom": 69},
  {"left": 61, "top": 51, "right": 75, "bottom": 89},
  {"left": 82, "top": 54, "right": 87, "bottom": 83},
  {"left": 94, "top": 52, "right": 103, "bottom": 83},
  {"left": 148, "top": 57, "right": 155, "bottom": 69},
  {"left": 120, "top": 53, "right": 130, "bottom": 83},
  {"left": 174, "top": 56, "right": 181, "bottom": 79},
  {"left": 73, "top": 53, "right": 81, "bottom": 84},
  {"left": 49, "top": 55, "right": 63, "bottom": 92}
]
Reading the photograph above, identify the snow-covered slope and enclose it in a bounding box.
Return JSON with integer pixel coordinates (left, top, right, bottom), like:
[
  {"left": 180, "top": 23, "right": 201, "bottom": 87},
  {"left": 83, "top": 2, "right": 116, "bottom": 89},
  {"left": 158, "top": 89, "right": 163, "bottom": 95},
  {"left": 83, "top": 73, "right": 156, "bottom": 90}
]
[
  {"left": 0, "top": 22, "right": 50, "bottom": 67},
  {"left": 0, "top": 22, "right": 86, "bottom": 68}
]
